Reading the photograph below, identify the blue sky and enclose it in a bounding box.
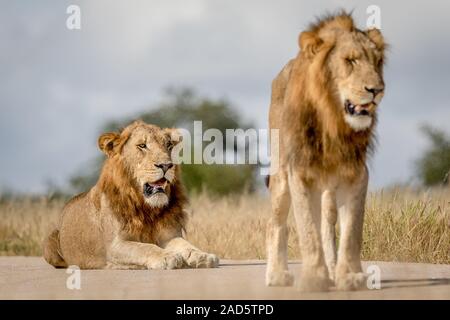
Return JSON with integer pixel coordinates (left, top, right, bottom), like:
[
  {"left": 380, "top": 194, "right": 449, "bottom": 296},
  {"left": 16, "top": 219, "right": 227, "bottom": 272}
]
[{"left": 1, "top": 0, "right": 449, "bottom": 193}]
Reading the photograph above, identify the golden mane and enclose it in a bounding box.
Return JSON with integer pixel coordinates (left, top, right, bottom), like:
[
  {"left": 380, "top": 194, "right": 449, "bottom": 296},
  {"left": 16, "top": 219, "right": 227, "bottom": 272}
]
[
  {"left": 307, "top": 10, "right": 355, "bottom": 34},
  {"left": 94, "top": 156, "right": 187, "bottom": 244}
]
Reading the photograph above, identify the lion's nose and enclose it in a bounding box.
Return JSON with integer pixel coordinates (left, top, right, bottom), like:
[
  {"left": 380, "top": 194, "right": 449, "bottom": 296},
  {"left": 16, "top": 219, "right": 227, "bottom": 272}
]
[
  {"left": 365, "top": 86, "right": 384, "bottom": 96},
  {"left": 155, "top": 162, "right": 173, "bottom": 174}
]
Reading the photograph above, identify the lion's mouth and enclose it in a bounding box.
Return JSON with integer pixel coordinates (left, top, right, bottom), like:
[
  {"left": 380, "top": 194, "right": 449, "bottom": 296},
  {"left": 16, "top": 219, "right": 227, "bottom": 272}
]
[
  {"left": 344, "top": 100, "right": 373, "bottom": 116},
  {"left": 143, "top": 178, "right": 168, "bottom": 197}
]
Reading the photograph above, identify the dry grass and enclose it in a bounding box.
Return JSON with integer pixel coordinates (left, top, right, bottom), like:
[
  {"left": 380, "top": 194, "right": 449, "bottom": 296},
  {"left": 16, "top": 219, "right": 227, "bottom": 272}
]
[
  {"left": 0, "top": 188, "right": 449, "bottom": 264},
  {"left": 0, "top": 198, "right": 61, "bottom": 256}
]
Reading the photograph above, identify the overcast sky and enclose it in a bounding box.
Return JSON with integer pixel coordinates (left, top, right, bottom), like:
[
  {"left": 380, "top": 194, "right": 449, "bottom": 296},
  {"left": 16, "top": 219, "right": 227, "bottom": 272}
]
[{"left": 1, "top": 0, "right": 449, "bottom": 193}]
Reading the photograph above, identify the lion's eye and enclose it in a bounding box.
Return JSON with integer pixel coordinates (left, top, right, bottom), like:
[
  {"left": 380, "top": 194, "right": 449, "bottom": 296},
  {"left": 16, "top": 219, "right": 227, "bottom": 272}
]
[
  {"left": 137, "top": 144, "right": 147, "bottom": 149},
  {"left": 166, "top": 141, "right": 173, "bottom": 151},
  {"left": 346, "top": 58, "right": 357, "bottom": 65}
]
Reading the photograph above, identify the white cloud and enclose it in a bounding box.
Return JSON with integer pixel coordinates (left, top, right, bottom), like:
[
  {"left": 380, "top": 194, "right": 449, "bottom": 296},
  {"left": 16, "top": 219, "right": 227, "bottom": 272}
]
[{"left": 0, "top": 0, "right": 449, "bottom": 192}]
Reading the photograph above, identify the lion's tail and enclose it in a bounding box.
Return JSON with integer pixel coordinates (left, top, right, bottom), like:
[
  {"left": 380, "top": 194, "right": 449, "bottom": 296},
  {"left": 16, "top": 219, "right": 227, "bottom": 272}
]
[{"left": 43, "top": 229, "right": 67, "bottom": 268}]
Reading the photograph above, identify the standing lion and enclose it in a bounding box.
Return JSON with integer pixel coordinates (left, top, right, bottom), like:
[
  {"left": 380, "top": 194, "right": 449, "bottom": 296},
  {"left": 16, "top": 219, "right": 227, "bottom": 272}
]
[
  {"left": 266, "top": 12, "right": 385, "bottom": 291},
  {"left": 43, "top": 120, "right": 219, "bottom": 270}
]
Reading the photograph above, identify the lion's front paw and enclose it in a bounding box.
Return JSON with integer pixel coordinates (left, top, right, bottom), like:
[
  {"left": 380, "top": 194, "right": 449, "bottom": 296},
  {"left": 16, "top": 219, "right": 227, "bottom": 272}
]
[
  {"left": 335, "top": 272, "right": 367, "bottom": 291},
  {"left": 266, "top": 270, "right": 294, "bottom": 287},
  {"left": 184, "top": 250, "right": 219, "bottom": 268},
  {"left": 146, "top": 252, "right": 184, "bottom": 270}
]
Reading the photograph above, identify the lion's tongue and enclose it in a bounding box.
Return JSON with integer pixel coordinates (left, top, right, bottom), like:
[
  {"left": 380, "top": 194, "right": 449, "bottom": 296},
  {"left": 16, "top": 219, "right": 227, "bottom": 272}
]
[
  {"left": 150, "top": 179, "right": 167, "bottom": 188},
  {"left": 353, "top": 104, "right": 371, "bottom": 116},
  {"left": 355, "top": 104, "right": 369, "bottom": 112},
  {"left": 143, "top": 179, "right": 167, "bottom": 197}
]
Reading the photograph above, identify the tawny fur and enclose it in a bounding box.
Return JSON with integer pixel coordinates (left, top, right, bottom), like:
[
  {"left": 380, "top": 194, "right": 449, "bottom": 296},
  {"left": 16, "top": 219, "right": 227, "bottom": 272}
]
[
  {"left": 266, "top": 12, "right": 386, "bottom": 291},
  {"left": 43, "top": 120, "right": 219, "bottom": 270}
]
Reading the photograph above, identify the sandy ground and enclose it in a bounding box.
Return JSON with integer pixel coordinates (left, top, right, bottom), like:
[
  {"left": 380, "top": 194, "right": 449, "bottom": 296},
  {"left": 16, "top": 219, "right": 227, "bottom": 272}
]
[{"left": 0, "top": 257, "right": 449, "bottom": 299}]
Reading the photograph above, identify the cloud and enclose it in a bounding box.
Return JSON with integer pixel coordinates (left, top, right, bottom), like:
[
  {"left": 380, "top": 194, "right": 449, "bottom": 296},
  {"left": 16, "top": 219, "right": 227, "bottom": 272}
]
[{"left": 0, "top": 0, "right": 449, "bottom": 192}]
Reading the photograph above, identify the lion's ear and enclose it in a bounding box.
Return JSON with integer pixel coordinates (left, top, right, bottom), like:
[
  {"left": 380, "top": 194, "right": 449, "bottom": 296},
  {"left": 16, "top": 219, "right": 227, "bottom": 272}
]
[
  {"left": 164, "top": 128, "right": 183, "bottom": 146},
  {"left": 299, "top": 31, "right": 323, "bottom": 58},
  {"left": 98, "top": 132, "right": 120, "bottom": 157},
  {"left": 366, "top": 28, "right": 385, "bottom": 51}
]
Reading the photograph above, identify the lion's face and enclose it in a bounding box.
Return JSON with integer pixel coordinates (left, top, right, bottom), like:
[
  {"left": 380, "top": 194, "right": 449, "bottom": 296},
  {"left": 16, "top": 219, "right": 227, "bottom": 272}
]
[
  {"left": 98, "top": 121, "right": 181, "bottom": 208},
  {"left": 300, "top": 19, "right": 385, "bottom": 132},
  {"left": 328, "top": 30, "right": 385, "bottom": 131}
]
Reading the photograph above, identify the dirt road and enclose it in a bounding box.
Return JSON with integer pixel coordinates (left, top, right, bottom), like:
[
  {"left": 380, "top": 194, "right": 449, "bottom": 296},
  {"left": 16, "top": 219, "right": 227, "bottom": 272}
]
[{"left": 0, "top": 257, "right": 448, "bottom": 299}]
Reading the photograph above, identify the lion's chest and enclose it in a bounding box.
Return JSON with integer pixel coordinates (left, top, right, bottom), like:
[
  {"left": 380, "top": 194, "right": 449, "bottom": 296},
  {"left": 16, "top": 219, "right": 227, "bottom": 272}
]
[{"left": 120, "top": 214, "right": 182, "bottom": 246}]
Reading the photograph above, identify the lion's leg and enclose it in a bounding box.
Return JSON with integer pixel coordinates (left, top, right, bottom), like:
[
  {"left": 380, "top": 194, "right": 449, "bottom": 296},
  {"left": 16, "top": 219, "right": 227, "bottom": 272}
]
[
  {"left": 265, "top": 171, "right": 293, "bottom": 286},
  {"left": 289, "top": 172, "right": 330, "bottom": 292},
  {"left": 107, "top": 238, "right": 184, "bottom": 270},
  {"left": 335, "top": 170, "right": 368, "bottom": 291},
  {"left": 162, "top": 237, "right": 219, "bottom": 268},
  {"left": 321, "top": 189, "right": 337, "bottom": 281}
]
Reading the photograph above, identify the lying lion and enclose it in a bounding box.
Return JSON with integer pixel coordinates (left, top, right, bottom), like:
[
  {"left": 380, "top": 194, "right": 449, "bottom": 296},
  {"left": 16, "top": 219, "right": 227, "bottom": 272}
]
[{"left": 43, "top": 120, "right": 219, "bottom": 270}]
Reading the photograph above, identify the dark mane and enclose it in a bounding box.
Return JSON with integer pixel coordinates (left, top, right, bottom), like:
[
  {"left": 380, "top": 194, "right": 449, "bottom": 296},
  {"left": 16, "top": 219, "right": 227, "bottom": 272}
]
[{"left": 307, "top": 10, "right": 355, "bottom": 33}]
